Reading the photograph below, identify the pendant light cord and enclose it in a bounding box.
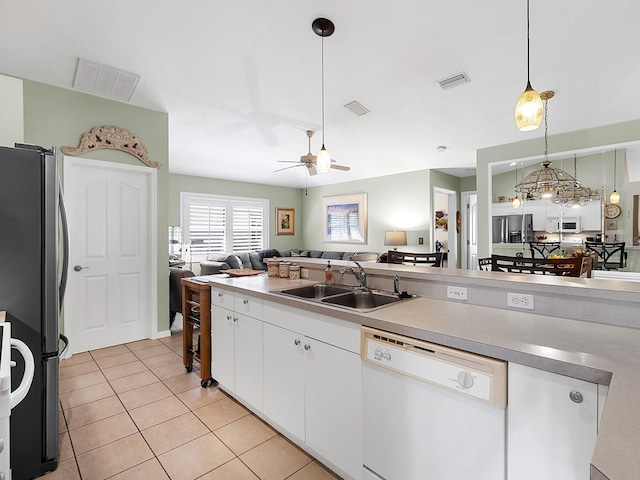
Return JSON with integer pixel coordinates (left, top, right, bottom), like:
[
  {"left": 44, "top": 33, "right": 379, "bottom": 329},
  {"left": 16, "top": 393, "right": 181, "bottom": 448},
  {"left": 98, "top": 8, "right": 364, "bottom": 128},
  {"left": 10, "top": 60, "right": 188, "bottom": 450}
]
[
  {"left": 543, "top": 96, "right": 549, "bottom": 159},
  {"left": 526, "top": 0, "right": 531, "bottom": 83},
  {"left": 613, "top": 149, "right": 617, "bottom": 191},
  {"left": 321, "top": 34, "right": 325, "bottom": 146}
]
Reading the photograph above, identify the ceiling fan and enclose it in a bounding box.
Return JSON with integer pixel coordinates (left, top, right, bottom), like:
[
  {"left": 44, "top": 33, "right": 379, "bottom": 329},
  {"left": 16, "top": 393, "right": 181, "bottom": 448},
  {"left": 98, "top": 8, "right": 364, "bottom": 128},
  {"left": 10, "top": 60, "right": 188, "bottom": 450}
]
[{"left": 274, "top": 130, "right": 350, "bottom": 176}]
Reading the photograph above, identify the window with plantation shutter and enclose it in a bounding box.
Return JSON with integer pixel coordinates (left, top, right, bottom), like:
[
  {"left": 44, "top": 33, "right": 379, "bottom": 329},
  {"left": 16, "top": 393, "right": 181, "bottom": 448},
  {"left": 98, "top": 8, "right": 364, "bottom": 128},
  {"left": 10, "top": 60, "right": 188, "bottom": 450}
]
[{"left": 181, "top": 193, "right": 268, "bottom": 261}]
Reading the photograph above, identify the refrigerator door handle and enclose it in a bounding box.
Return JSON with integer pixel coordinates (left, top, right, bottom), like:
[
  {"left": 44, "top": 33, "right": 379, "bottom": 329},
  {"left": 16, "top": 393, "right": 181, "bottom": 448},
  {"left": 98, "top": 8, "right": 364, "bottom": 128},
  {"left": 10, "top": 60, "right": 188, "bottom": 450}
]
[
  {"left": 59, "top": 334, "right": 69, "bottom": 358},
  {"left": 10, "top": 338, "right": 35, "bottom": 409},
  {"left": 58, "top": 181, "right": 69, "bottom": 311}
]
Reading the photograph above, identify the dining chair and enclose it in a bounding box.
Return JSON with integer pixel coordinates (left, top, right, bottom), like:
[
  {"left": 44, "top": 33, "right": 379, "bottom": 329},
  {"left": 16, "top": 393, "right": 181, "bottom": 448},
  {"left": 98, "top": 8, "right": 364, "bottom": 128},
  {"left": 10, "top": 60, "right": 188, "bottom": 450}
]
[
  {"left": 585, "top": 241, "right": 626, "bottom": 270},
  {"left": 529, "top": 241, "right": 562, "bottom": 259},
  {"left": 387, "top": 250, "right": 443, "bottom": 267}
]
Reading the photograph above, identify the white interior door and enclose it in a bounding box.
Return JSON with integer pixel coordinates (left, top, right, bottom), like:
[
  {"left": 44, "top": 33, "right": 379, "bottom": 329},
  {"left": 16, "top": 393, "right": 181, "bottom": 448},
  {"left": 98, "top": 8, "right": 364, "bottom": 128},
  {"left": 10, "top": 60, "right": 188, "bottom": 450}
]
[{"left": 64, "top": 157, "right": 156, "bottom": 353}]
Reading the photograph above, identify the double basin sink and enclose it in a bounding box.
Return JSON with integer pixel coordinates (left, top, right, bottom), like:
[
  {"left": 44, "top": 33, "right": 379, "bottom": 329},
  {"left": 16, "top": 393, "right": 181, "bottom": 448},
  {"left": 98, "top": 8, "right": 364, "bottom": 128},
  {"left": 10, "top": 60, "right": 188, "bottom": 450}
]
[{"left": 272, "top": 283, "right": 414, "bottom": 312}]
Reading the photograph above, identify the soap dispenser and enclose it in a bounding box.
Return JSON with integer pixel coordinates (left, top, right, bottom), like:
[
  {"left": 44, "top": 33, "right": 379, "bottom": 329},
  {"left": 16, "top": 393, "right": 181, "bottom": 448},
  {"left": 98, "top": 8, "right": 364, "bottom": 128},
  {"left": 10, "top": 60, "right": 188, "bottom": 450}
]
[{"left": 324, "top": 261, "right": 334, "bottom": 284}]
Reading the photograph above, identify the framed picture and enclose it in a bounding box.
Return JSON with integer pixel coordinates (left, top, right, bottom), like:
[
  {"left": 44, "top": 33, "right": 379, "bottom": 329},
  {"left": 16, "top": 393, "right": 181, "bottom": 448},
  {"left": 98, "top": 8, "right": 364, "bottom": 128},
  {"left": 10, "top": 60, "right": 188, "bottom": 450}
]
[
  {"left": 276, "top": 207, "right": 295, "bottom": 235},
  {"left": 322, "top": 193, "right": 368, "bottom": 244}
]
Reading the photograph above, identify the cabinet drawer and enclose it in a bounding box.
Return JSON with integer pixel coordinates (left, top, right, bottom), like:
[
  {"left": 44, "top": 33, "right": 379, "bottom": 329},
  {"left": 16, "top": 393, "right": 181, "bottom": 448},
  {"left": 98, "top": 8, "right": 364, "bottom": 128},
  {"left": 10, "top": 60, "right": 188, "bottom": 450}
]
[
  {"left": 263, "top": 301, "right": 360, "bottom": 354},
  {"left": 211, "top": 287, "right": 234, "bottom": 309},
  {"left": 234, "top": 293, "right": 263, "bottom": 320}
]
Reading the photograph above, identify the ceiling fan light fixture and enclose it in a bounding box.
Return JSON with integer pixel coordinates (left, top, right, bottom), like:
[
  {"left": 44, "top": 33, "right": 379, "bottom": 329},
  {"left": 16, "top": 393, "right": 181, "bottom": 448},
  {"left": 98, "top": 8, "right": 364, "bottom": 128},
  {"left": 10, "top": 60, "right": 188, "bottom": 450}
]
[{"left": 317, "top": 145, "right": 331, "bottom": 173}]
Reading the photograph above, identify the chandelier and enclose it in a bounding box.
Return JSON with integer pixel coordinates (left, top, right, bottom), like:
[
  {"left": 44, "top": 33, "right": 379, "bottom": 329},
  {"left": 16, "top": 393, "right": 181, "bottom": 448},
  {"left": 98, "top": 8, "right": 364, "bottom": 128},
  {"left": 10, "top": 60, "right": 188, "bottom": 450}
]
[
  {"left": 514, "top": 91, "right": 582, "bottom": 199},
  {"left": 551, "top": 155, "right": 599, "bottom": 208}
]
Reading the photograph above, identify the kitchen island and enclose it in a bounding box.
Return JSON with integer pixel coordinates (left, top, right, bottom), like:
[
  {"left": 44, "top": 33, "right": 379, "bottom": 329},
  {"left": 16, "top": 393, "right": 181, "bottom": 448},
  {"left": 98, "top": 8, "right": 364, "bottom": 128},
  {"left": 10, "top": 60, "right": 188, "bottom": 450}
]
[{"left": 201, "top": 259, "right": 640, "bottom": 480}]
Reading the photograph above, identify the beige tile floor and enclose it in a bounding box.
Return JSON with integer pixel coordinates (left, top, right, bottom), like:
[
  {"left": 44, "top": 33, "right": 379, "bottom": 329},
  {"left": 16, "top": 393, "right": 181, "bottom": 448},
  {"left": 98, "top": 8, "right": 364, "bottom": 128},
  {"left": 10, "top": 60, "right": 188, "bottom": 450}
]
[{"left": 42, "top": 323, "right": 341, "bottom": 480}]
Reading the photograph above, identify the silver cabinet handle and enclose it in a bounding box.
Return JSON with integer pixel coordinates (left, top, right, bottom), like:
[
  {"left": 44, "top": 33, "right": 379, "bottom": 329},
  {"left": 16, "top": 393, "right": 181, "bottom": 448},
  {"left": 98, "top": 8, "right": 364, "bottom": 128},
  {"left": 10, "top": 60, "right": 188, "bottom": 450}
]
[
  {"left": 226, "top": 315, "right": 232, "bottom": 321},
  {"left": 304, "top": 344, "right": 311, "bottom": 351},
  {"left": 243, "top": 299, "right": 249, "bottom": 305},
  {"left": 569, "top": 391, "right": 584, "bottom": 403},
  {"left": 233, "top": 317, "right": 238, "bottom": 322},
  {"left": 73, "top": 265, "right": 89, "bottom": 272},
  {"left": 294, "top": 339, "right": 301, "bottom": 346},
  {"left": 218, "top": 292, "right": 223, "bottom": 297}
]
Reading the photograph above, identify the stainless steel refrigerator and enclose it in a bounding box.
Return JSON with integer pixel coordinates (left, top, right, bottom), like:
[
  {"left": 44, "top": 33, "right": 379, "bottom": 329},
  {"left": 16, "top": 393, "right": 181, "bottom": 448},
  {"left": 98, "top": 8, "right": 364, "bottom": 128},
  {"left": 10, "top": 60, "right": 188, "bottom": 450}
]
[
  {"left": 492, "top": 214, "right": 534, "bottom": 244},
  {"left": 0, "top": 144, "right": 69, "bottom": 479}
]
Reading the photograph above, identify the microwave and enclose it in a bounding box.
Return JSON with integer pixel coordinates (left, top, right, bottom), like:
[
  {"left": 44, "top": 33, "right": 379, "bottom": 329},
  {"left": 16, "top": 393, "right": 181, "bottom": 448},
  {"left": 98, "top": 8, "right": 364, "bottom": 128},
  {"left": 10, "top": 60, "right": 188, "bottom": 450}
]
[{"left": 546, "top": 216, "right": 581, "bottom": 233}]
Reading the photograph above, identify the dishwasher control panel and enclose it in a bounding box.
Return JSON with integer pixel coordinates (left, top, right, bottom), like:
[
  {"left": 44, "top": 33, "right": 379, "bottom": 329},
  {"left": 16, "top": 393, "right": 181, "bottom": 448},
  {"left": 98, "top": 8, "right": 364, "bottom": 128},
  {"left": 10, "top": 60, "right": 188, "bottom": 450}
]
[{"left": 361, "top": 326, "right": 507, "bottom": 408}]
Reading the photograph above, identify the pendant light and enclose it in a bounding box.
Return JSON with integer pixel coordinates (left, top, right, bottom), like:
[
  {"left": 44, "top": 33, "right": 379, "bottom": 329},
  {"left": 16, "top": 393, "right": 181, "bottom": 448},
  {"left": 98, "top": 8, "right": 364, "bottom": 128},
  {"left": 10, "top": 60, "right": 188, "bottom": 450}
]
[
  {"left": 515, "top": 0, "right": 543, "bottom": 131},
  {"left": 312, "top": 18, "right": 334, "bottom": 174},
  {"left": 512, "top": 164, "right": 521, "bottom": 208},
  {"left": 514, "top": 91, "right": 581, "bottom": 199},
  {"left": 610, "top": 149, "right": 620, "bottom": 204}
]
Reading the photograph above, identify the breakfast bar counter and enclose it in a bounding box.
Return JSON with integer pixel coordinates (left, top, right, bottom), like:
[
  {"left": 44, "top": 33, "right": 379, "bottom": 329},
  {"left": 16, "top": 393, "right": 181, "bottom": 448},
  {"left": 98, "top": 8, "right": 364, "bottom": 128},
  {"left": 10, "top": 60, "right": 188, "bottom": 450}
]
[{"left": 198, "top": 263, "right": 640, "bottom": 480}]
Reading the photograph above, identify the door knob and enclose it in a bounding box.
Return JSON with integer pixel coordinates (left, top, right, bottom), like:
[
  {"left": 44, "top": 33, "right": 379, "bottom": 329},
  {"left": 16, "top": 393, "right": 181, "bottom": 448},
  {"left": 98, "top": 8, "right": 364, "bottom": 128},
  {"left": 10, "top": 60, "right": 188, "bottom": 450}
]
[{"left": 73, "top": 265, "right": 89, "bottom": 272}]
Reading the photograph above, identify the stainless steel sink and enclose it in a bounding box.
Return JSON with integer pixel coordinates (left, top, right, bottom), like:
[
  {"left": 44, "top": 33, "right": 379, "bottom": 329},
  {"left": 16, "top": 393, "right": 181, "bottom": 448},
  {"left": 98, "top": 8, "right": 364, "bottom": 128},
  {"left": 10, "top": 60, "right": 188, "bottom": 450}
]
[
  {"left": 276, "top": 284, "right": 353, "bottom": 299},
  {"left": 321, "top": 291, "right": 404, "bottom": 310}
]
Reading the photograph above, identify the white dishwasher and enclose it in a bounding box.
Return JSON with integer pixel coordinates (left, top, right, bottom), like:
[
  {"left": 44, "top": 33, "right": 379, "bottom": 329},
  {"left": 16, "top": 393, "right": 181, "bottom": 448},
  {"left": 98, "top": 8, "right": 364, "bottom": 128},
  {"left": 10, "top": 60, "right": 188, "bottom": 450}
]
[{"left": 361, "top": 326, "right": 507, "bottom": 480}]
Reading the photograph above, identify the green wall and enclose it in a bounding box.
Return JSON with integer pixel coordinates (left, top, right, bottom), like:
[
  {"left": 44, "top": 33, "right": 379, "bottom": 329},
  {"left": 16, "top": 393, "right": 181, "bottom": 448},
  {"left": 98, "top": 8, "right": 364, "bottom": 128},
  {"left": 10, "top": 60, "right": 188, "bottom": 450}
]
[
  {"left": 302, "top": 170, "right": 437, "bottom": 254},
  {"left": 168, "top": 173, "right": 302, "bottom": 265},
  {"left": 21, "top": 80, "right": 170, "bottom": 332}
]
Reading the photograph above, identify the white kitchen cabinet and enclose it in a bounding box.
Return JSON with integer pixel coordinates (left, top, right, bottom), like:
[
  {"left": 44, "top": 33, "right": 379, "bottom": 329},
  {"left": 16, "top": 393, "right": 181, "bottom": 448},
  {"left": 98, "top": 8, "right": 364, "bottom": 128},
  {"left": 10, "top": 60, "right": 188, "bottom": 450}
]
[
  {"left": 507, "top": 363, "right": 606, "bottom": 480},
  {"left": 305, "top": 336, "right": 362, "bottom": 480},
  {"left": 262, "top": 302, "right": 362, "bottom": 480},
  {"left": 211, "top": 287, "right": 263, "bottom": 411},
  {"left": 211, "top": 304, "right": 235, "bottom": 390},
  {"left": 523, "top": 201, "right": 548, "bottom": 231},
  {"left": 579, "top": 199, "right": 603, "bottom": 231},
  {"left": 263, "top": 322, "right": 305, "bottom": 439}
]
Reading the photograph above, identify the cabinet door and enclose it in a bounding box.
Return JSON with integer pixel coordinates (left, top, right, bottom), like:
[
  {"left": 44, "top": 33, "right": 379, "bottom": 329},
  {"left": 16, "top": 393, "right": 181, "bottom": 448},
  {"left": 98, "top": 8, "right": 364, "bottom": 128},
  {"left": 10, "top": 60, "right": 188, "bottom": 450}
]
[
  {"left": 234, "top": 312, "right": 263, "bottom": 411},
  {"left": 305, "top": 338, "right": 363, "bottom": 480},
  {"left": 263, "top": 323, "right": 305, "bottom": 440},
  {"left": 211, "top": 305, "right": 235, "bottom": 391},
  {"left": 580, "top": 200, "right": 603, "bottom": 231},
  {"left": 507, "top": 363, "right": 598, "bottom": 480}
]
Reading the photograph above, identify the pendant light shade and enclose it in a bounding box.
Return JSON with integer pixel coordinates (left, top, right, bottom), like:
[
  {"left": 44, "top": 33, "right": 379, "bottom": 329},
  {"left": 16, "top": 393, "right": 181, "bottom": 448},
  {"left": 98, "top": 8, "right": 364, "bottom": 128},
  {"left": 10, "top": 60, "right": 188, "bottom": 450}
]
[
  {"left": 515, "top": 82, "right": 543, "bottom": 131},
  {"left": 313, "top": 18, "right": 335, "bottom": 174},
  {"left": 317, "top": 145, "right": 331, "bottom": 173},
  {"left": 515, "top": 0, "right": 542, "bottom": 131},
  {"left": 610, "top": 149, "right": 620, "bottom": 204}
]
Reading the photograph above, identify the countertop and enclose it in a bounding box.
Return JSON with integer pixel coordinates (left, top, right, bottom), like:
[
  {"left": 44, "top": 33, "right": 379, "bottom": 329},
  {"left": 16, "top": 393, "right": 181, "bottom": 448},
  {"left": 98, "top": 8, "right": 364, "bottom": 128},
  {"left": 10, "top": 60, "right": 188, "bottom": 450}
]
[{"left": 195, "top": 272, "right": 640, "bottom": 480}]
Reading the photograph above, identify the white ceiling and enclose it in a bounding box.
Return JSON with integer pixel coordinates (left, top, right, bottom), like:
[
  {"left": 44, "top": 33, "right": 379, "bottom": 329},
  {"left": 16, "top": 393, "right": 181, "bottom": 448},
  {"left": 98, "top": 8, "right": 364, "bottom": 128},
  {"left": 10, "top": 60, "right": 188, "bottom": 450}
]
[{"left": 1, "top": 1, "right": 639, "bottom": 188}]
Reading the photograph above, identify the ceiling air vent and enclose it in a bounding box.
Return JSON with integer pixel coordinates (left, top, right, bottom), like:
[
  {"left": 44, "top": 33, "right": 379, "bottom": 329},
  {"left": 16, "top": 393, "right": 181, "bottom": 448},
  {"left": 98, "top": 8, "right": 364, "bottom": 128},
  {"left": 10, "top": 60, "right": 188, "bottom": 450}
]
[
  {"left": 73, "top": 58, "right": 140, "bottom": 102},
  {"left": 436, "top": 72, "right": 470, "bottom": 90},
  {"left": 344, "top": 101, "right": 370, "bottom": 116}
]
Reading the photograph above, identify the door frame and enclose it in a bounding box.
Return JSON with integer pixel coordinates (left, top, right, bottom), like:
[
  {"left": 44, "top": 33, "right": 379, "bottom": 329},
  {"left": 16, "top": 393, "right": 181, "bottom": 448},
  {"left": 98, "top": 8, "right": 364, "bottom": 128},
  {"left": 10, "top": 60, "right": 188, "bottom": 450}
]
[
  {"left": 63, "top": 156, "right": 158, "bottom": 354},
  {"left": 433, "top": 187, "right": 457, "bottom": 269},
  {"left": 461, "top": 190, "right": 478, "bottom": 270}
]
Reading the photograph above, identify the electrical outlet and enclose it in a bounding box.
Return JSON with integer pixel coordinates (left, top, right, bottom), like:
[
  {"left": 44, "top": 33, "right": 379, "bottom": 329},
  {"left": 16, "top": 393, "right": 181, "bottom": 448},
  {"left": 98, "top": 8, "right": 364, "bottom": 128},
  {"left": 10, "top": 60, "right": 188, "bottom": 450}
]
[
  {"left": 447, "top": 286, "right": 468, "bottom": 301},
  {"left": 300, "top": 268, "right": 309, "bottom": 278},
  {"left": 507, "top": 292, "right": 534, "bottom": 310}
]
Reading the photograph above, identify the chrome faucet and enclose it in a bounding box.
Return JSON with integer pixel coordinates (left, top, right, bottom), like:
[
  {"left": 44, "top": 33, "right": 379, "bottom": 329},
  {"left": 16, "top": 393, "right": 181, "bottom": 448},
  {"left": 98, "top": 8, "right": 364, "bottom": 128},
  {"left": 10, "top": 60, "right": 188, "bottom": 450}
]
[
  {"left": 339, "top": 261, "right": 367, "bottom": 289},
  {"left": 393, "top": 275, "right": 400, "bottom": 295}
]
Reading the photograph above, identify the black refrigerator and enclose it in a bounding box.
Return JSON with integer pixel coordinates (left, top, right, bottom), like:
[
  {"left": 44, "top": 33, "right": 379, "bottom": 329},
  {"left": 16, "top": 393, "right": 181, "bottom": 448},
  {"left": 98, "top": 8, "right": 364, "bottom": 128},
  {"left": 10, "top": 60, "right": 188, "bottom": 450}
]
[{"left": 0, "top": 144, "right": 69, "bottom": 479}]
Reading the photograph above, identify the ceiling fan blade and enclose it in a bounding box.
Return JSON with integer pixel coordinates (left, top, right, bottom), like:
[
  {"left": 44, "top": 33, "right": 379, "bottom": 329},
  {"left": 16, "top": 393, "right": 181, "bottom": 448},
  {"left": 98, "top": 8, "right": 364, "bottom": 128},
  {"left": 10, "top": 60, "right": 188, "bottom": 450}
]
[
  {"left": 277, "top": 160, "right": 303, "bottom": 164},
  {"left": 330, "top": 164, "right": 351, "bottom": 171},
  {"left": 273, "top": 164, "right": 304, "bottom": 173},
  {"left": 307, "top": 164, "right": 318, "bottom": 176}
]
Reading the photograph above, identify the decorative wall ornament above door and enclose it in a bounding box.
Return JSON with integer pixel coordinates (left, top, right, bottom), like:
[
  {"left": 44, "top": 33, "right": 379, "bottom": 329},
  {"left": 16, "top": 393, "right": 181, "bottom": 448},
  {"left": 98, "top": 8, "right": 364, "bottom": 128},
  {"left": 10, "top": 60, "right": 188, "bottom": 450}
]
[{"left": 61, "top": 125, "right": 160, "bottom": 168}]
